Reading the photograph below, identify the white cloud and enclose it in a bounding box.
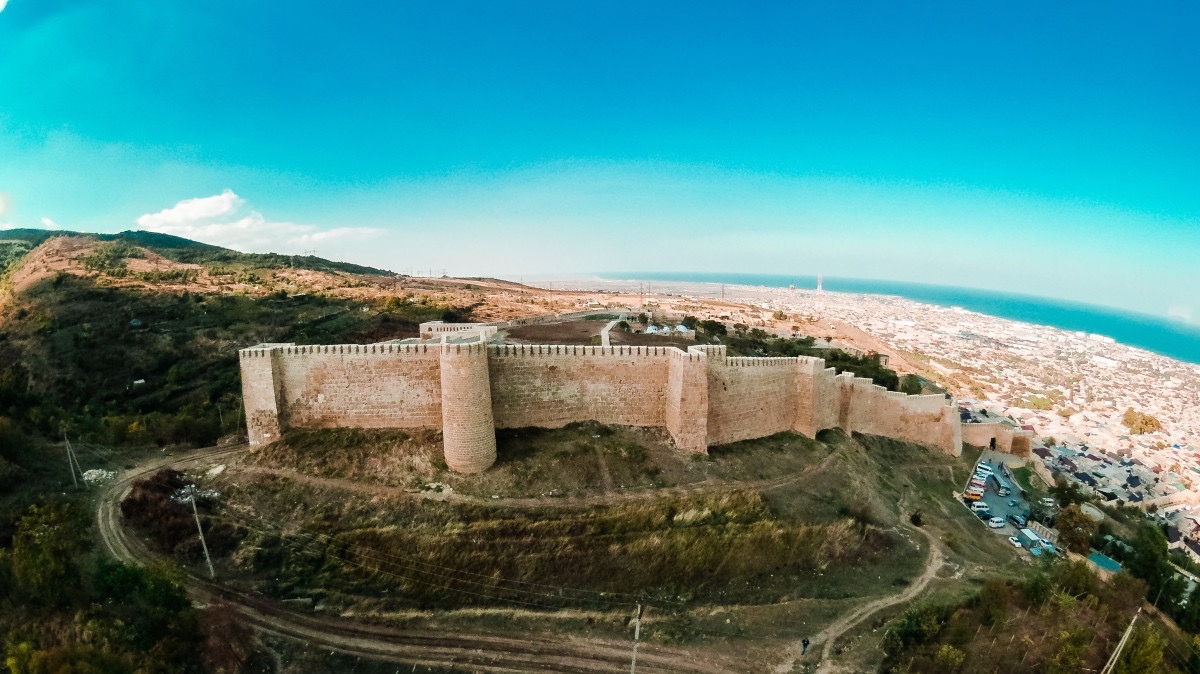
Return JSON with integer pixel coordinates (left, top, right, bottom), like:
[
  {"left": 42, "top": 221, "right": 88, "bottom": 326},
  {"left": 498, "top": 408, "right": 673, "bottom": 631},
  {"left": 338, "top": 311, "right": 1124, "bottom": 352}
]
[
  {"left": 136, "top": 189, "right": 242, "bottom": 228},
  {"left": 40, "top": 216, "right": 60, "bottom": 229},
  {"left": 135, "top": 191, "right": 379, "bottom": 254},
  {"left": 0, "top": 1, "right": 9, "bottom": 14}
]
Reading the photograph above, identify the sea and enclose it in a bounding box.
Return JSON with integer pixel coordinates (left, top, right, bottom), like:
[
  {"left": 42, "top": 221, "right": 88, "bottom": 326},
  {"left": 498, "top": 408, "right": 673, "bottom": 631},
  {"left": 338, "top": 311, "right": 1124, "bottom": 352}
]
[{"left": 596, "top": 272, "right": 1200, "bottom": 366}]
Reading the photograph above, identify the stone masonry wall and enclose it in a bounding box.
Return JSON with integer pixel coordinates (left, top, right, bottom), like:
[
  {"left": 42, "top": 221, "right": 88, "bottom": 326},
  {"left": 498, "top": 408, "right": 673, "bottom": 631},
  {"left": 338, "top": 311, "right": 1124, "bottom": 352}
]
[
  {"left": 488, "top": 345, "right": 672, "bottom": 429},
  {"left": 240, "top": 348, "right": 282, "bottom": 445},
  {"left": 961, "top": 422, "right": 1034, "bottom": 458},
  {"left": 240, "top": 339, "right": 965, "bottom": 471},
  {"left": 705, "top": 355, "right": 800, "bottom": 446},
  {"left": 269, "top": 344, "right": 443, "bottom": 432},
  {"left": 665, "top": 349, "right": 709, "bottom": 452},
  {"left": 439, "top": 343, "right": 497, "bottom": 473}
]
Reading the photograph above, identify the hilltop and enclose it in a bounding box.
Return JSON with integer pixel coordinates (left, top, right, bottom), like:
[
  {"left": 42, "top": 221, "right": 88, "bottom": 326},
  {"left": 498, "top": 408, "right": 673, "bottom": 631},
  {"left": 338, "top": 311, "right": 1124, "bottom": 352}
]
[
  {"left": 0, "top": 231, "right": 599, "bottom": 538},
  {"left": 0, "top": 232, "right": 1192, "bottom": 673}
]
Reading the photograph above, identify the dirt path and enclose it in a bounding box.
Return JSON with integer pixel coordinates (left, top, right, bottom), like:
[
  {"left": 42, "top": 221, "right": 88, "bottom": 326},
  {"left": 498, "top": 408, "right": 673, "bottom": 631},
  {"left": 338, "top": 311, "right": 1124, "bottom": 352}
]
[
  {"left": 96, "top": 444, "right": 738, "bottom": 673},
  {"left": 233, "top": 449, "right": 835, "bottom": 511},
  {"left": 771, "top": 526, "right": 945, "bottom": 674}
]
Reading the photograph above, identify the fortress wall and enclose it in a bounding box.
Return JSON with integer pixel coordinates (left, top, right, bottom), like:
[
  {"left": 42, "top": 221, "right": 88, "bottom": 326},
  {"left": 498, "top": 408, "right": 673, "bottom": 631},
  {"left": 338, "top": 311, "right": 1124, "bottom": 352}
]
[
  {"left": 488, "top": 345, "right": 673, "bottom": 430},
  {"left": 872, "top": 392, "right": 961, "bottom": 456},
  {"left": 705, "top": 356, "right": 799, "bottom": 446},
  {"left": 792, "top": 357, "right": 815, "bottom": 437},
  {"left": 272, "top": 343, "right": 443, "bottom": 430},
  {"left": 239, "top": 336, "right": 966, "bottom": 470},
  {"left": 833, "top": 373, "right": 960, "bottom": 455},
  {"left": 665, "top": 350, "right": 709, "bottom": 452},
  {"left": 239, "top": 347, "right": 283, "bottom": 445},
  {"left": 811, "top": 366, "right": 841, "bottom": 436},
  {"left": 961, "top": 422, "right": 1033, "bottom": 458}
]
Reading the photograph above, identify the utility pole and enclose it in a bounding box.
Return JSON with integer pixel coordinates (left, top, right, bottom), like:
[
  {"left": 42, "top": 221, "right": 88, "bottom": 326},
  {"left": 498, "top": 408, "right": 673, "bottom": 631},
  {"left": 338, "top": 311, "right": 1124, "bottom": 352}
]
[
  {"left": 191, "top": 496, "right": 216, "bottom": 579},
  {"left": 62, "top": 427, "right": 83, "bottom": 488},
  {"left": 1099, "top": 608, "right": 1140, "bottom": 674},
  {"left": 68, "top": 437, "right": 84, "bottom": 485},
  {"left": 629, "top": 603, "right": 644, "bottom": 674},
  {"left": 65, "top": 437, "right": 78, "bottom": 488}
]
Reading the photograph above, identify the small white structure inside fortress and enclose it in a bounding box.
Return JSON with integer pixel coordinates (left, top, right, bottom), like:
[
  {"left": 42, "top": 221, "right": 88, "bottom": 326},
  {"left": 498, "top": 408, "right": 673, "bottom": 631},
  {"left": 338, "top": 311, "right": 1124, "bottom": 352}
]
[{"left": 240, "top": 321, "right": 1032, "bottom": 473}]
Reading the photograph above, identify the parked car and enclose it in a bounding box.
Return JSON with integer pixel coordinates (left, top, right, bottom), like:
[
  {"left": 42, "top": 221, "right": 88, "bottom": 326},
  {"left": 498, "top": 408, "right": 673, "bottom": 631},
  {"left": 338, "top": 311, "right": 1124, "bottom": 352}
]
[
  {"left": 1040, "top": 497, "right": 1057, "bottom": 508},
  {"left": 1007, "top": 536, "right": 1022, "bottom": 548},
  {"left": 1008, "top": 499, "right": 1018, "bottom": 507},
  {"left": 1009, "top": 514, "right": 1027, "bottom": 527},
  {"left": 971, "top": 502, "right": 991, "bottom": 513},
  {"left": 988, "top": 517, "right": 1006, "bottom": 529}
]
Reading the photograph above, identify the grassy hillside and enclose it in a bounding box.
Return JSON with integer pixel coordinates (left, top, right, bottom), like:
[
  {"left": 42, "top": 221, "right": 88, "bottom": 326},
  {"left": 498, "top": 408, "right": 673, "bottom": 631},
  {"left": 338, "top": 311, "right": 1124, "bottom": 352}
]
[
  {"left": 149, "top": 425, "right": 1025, "bottom": 667},
  {"left": 1, "top": 228, "right": 395, "bottom": 277},
  {"left": 0, "top": 234, "right": 472, "bottom": 547},
  {"left": 0, "top": 274, "right": 455, "bottom": 447}
]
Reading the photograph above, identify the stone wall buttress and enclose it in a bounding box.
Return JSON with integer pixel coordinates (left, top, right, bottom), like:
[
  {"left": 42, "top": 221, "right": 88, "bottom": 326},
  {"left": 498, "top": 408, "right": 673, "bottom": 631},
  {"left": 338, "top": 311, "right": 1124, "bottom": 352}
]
[
  {"left": 240, "top": 348, "right": 282, "bottom": 445},
  {"left": 439, "top": 344, "right": 498, "bottom": 473}
]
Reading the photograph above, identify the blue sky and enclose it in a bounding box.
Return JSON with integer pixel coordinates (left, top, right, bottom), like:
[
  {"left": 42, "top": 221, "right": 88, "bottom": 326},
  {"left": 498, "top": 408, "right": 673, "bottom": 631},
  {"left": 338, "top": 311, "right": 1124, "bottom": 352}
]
[{"left": 0, "top": 1, "right": 1197, "bottom": 322}]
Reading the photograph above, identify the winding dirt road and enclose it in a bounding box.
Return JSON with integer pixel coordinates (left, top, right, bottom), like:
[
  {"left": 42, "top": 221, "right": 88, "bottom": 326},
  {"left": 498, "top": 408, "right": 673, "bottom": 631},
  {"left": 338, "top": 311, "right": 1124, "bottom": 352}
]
[
  {"left": 96, "top": 444, "right": 735, "bottom": 673},
  {"left": 770, "top": 526, "right": 945, "bottom": 673}
]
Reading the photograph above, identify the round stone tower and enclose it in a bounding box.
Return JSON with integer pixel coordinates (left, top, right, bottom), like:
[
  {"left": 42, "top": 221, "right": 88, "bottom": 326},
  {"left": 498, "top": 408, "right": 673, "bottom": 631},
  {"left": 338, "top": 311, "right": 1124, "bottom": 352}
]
[{"left": 438, "top": 343, "right": 497, "bottom": 473}]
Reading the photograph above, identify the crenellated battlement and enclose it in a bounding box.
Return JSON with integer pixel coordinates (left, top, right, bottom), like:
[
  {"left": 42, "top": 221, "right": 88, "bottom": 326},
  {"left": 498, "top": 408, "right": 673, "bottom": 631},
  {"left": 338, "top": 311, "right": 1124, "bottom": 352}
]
[
  {"left": 240, "top": 334, "right": 963, "bottom": 472},
  {"left": 722, "top": 356, "right": 799, "bottom": 367},
  {"left": 488, "top": 344, "right": 675, "bottom": 358}
]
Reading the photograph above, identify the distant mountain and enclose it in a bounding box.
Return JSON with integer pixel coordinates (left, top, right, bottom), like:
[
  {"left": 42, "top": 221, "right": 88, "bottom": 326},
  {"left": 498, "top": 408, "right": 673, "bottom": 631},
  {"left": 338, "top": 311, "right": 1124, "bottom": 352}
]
[{"left": 0, "top": 229, "right": 396, "bottom": 277}]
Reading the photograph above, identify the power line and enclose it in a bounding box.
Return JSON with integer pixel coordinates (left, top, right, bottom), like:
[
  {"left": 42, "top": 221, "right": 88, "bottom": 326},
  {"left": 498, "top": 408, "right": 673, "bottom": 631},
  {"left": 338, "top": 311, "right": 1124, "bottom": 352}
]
[
  {"left": 191, "top": 495, "right": 216, "bottom": 579},
  {"left": 1100, "top": 607, "right": 1140, "bottom": 674}
]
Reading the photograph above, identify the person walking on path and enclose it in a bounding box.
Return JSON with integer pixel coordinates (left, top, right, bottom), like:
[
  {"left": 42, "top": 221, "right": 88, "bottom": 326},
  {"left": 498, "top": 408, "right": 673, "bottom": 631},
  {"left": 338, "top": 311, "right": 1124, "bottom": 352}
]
[{"left": 801, "top": 638, "right": 810, "bottom": 655}]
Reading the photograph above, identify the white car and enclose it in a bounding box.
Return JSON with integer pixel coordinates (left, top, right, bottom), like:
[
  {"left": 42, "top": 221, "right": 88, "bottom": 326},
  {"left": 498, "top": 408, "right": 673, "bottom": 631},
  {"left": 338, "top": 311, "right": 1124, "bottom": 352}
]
[
  {"left": 988, "top": 517, "right": 1006, "bottom": 529},
  {"left": 1008, "top": 536, "right": 1022, "bottom": 548}
]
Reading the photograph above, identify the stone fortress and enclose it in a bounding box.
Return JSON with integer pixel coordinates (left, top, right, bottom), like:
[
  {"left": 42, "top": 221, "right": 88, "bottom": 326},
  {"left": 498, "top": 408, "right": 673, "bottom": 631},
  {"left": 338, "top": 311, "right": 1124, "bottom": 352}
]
[{"left": 238, "top": 317, "right": 1038, "bottom": 473}]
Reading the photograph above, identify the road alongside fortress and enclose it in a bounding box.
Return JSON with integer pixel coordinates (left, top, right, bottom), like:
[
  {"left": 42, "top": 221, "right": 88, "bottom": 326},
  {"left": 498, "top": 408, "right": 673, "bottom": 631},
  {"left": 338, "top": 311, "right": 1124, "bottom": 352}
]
[
  {"left": 95, "top": 444, "right": 735, "bottom": 674},
  {"left": 96, "top": 442, "right": 945, "bottom": 672}
]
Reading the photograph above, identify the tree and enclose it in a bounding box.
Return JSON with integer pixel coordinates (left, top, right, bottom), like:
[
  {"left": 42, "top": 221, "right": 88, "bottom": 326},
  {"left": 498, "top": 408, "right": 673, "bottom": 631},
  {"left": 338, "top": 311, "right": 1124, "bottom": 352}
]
[
  {"left": 9, "top": 501, "right": 89, "bottom": 606},
  {"left": 978, "top": 579, "right": 1008, "bottom": 625},
  {"left": 1125, "top": 524, "right": 1176, "bottom": 605},
  {"left": 698, "top": 319, "right": 726, "bottom": 337},
  {"left": 1054, "top": 560, "right": 1098, "bottom": 598},
  {"left": 934, "top": 644, "right": 965, "bottom": 670},
  {"left": 1178, "top": 583, "right": 1200, "bottom": 633},
  {"left": 1122, "top": 408, "right": 1163, "bottom": 435},
  {"left": 1056, "top": 505, "right": 1100, "bottom": 554},
  {"left": 900, "top": 375, "right": 923, "bottom": 395},
  {"left": 1050, "top": 474, "right": 1089, "bottom": 507},
  {"left": 1112, "top": 624, "right": 1165, "bottom": 674},
  {"left": 1045, "top": 628, "right": 1093, "bottom": 674},
  {"left": 1021, "top": 571, "right": 1053, "bottom": 606},
  {"left": 680, "top": 315, "right": 698, "bottom": 330}
]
